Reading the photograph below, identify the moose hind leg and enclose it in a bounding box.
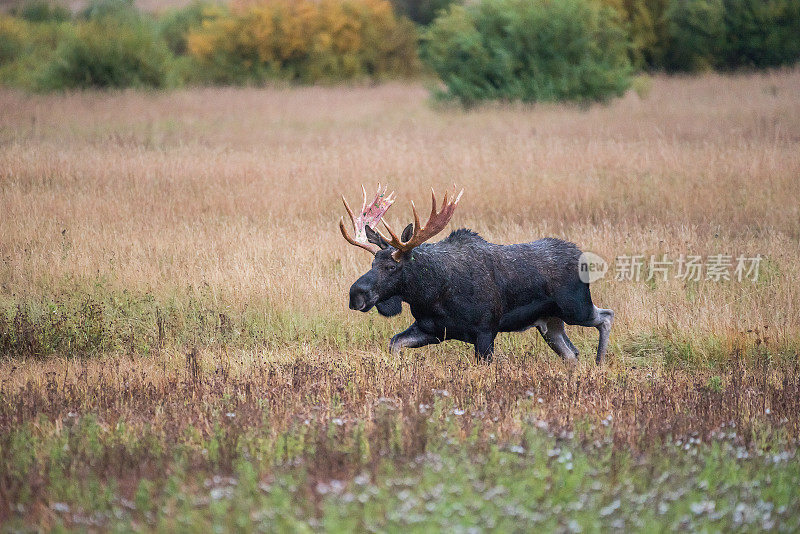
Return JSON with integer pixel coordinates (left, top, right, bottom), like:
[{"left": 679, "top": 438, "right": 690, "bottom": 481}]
[
  {"left": 577, "top": 306, "right": 614, "bottom": 364},
  {"left": 538, "top": 317, "right": 578, "bottom": 363},
  {"left": 389, "top": 323, "right": 441, "bottom": 355},
  {"left": 563, "top": 331, "right": 580, "bottom": 357}
]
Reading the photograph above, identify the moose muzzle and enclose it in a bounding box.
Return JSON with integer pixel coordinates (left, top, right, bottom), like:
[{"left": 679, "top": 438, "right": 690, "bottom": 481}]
[{"left": 349, "top": 275, "right": 378, "bottom": 312}]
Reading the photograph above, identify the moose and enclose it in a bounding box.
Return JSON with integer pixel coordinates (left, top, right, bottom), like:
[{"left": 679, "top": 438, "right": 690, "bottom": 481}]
[{"left": 339, "top": 185, "right": 614, "bottom": 364}]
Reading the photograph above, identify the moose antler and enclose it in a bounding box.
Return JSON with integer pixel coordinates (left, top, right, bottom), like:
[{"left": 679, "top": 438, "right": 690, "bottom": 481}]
[
  {"left": 339, "top": 184, "right": 396, "bottom": 255},
  {"left": 379, "top": 187, "right": 463, "bottom": 261}
]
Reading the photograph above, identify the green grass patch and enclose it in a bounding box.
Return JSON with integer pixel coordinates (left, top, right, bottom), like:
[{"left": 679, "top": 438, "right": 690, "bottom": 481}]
[{"left": 1, "top": 415, "right": 797, "bottom": 531}]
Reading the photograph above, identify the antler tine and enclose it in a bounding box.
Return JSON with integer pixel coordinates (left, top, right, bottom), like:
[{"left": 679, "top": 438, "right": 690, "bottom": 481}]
[
  {"left": 410, "top": 200, "right": 421, "bottom": 232},
  {"left": 339, "top": 217, "right": 354, "bottom": 242},
  {"left": 342, "top": 195, "right": 356, "bottom": 230},
  {"left": 380, "top": 219, "right": 403, "bottom": 244},
  {"left": 444, "top": 189, "right": 461, "bottom": 217},
  {"left": 360, "top": 184, "right": 368, "bottom": 214}
]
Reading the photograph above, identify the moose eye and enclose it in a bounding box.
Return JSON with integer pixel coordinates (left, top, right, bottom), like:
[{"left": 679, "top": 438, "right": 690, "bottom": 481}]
[{"left": 383, "top": 262, "right": 398, "bottom": 273}]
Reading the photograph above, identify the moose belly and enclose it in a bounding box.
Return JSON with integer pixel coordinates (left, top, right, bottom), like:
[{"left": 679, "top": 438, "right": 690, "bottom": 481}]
[
  {"left": 414, "top": 315, "right": 475, "bottom": 344},
  {"left": 498, "top": 300, "right": 558, "bottom": 332}
]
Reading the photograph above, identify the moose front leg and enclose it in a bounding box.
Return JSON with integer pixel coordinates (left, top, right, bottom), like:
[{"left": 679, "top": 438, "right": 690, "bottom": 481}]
[
  {"left": 474, "top": 331, "right": 496, "bottom": 364},
  {"left": 389, "top": 322, "right": 441, "bottom": 355}
]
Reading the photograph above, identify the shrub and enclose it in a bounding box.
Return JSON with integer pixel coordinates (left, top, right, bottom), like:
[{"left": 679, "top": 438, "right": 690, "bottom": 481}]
[
  {"left": 186, "top": 0, "right": 419, "bottom": 84},
  {"left": 719, "top": 0, "right": 800, "bottom": 69},
  {"left": 422, "top": 0, "right": 633, "bottom": 106},
  {"left": 597, "top": 0, "right": 671, "bottom": 68},
  {"left": 34, "top": 20, "right": 173, "bottom": 90},
  {"left": 184, "top": 5, "right": 273, "bottom": 84},
  {"left": 79, "top": 0, "right": 140, "bottom": 23},
  {"left": 604, "top": 0, "right": 800, "bottom": 71},
  {"left": 0, "top": 16, "right": 74, "bottom": 88},
  {"left": 0, "top": 16, "right": 27, "bottom": 65},
  {"left": 662, "top": 0, "right": 725, "bottom": 71},
  {"left": 158, "top": 1, "right": 210, "bottom": 55},
  {"left": 389, "top": 0, "right": 460, "bottom": 26},
  {"left": 351, "top": 0, "right": 420, "bottom": 78},
  {"left": 10, "top": 0, "right": 71, "bottom": 23}
]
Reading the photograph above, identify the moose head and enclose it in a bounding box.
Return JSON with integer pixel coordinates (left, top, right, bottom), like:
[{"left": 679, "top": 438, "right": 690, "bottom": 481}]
[{"left": 339, "top": 184, "right": 462, "bottom": 316}]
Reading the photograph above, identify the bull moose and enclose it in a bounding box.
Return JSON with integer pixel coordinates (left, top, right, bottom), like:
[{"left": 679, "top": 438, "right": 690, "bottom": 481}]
[{"left": 339, "top": 185, "right": 614, "bottom": 364}]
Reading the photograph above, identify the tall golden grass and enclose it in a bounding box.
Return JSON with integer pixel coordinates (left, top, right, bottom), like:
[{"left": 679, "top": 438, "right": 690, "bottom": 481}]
[{"left": 1, "top": 69, "right": 799, "bottom": 361}]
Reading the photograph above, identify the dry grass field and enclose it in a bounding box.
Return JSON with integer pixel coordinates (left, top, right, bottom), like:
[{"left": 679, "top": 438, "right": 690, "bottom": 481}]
[{"left": 1, "top": 70, "right": 800, "bottom": 530}]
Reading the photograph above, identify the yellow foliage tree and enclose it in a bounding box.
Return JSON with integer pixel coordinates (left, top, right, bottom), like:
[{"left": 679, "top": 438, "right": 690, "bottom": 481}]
[
  {"left": 595, "top": 0, "right": 671, "bottom": 67},
  {"left": 187, "top": 0, "right": 418, "bottom": 83}
]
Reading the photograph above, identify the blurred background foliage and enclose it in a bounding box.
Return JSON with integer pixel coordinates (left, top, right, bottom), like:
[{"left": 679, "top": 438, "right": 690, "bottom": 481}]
[
  {"left": 0, "top": 0, "right": 798, "bottom": 100},
  {"left": 421, "top": 0, "right": 633, "bottom": 105},
  {"left": 184, "top": 0, "right": 419, "bottom": 83}
]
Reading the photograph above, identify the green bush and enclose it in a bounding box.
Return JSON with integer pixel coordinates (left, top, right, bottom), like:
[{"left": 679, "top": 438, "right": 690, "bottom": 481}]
[
  {"left": 0, "top": 17, "right": 26, "bottom": 65},
  {"left": 597, "top": 0, "right": 671, "bottom": 68},
  {"left": 422, "top": 0, "right": 633, "bottom": 106},
  {"left": 0, "top": 16, "right": 74, "bottom": 88},
  {"left": 79, "top": 0, "right": 140, "bottom": 23},
  {"left": 720, "top": 0, "right": 800, "bottom": 69},
  {"left": 10, "top": 0, "right": 71, "bottom": 23},
  {"left": 34, "top": 20, "right": 173, "bottom": 90},
  {"left": 603, "top": 0, "right": 800, "bottom": 71},
  {"left": 663, "top": 0, "right": 725, "bottom": 71},
  {"left": 158, "top": 1, "right": 210, "bottom": 55},
  {"left": 389, "top": 0, "right": 460, "bottom": 25}
]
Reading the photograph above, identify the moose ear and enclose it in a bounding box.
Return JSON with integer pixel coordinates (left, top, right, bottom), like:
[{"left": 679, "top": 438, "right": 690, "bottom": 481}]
[
  {"left": 401, "top": 223, "right": 414, "bottom": 243},
  {"left": 365, "top": 226, "right": 389, "bottom": 250}
]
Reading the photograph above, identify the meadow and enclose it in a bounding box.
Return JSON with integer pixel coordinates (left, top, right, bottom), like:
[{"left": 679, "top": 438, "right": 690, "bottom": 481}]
[{"left": 1, "top": 69, "right": 800, "bottom": 530}]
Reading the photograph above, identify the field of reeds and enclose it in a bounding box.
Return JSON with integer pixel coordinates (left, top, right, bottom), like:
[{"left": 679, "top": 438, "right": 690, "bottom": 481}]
[{"left": 1, "top": 69, "right": 800, "bottom": 530}]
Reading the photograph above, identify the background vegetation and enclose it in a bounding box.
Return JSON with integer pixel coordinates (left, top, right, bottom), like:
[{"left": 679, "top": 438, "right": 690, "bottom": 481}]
[
  {"left": 185, "top": 0, "right": 419, "bottom": 84},
  {"left": 1, "top": 0, "right": 799, "bottom": 101},
  {"left": 599, "top": 0, "right": 800, "bottom": 71},
  {"left": 0, "top": 0, "right": 420, "bottom": 89},
  {"left": 422, "top": 0, "right": 633, "bottom": 105}
]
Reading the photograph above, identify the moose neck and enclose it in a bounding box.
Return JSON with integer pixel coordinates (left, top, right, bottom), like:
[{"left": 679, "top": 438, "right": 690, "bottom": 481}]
[{"left": 399, "top": 245, "right": 449, "bottom": 310}]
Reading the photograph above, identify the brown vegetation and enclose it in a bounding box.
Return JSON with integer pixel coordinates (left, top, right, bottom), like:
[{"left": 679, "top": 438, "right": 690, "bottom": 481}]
[{"left": 3, "top": 346, "right": 798, "bottom": 453}]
